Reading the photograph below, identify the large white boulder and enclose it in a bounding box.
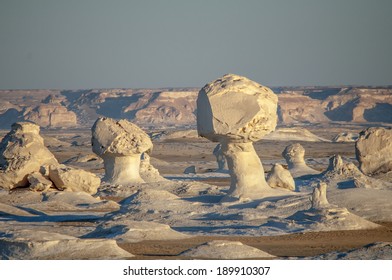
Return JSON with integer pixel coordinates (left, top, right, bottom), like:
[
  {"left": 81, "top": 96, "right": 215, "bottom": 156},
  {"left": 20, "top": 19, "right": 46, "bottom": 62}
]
[
  {"left": 48, "top": 165, "right": 101, "bottom": 195},
  {"left": 197, "top": 74, "right": 278, "bottom": 202},
  {"left": 355, "top": 127, "right": 392, "bottom": 175},
  {"left": 0, "top": 122, "right": 58, "bottom": 189},
  {"left": 91, "top": 117, "right": 153, "bottom": 185}
]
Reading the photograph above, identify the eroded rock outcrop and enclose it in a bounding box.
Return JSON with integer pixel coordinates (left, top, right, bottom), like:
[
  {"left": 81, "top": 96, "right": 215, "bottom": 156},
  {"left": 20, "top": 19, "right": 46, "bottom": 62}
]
[
  {"left": 282, "top": 143, "right": 319, "bottom": 178},
  {"left": 355, "top": 127, "right": 392, "bottom": 175},
  {"left": 179, "top": 240, "right": 275, "bottom": 259},
  {"left": 48, "top": 165, "right": 101, "bottom": 195},
  {"left": 266, "top": 164, "right": 295, "bottom": 191},
  {"left": 0, "top": 122, "right": 58, "bottom": 189},
  {"left": 91, "top": 117, "right": 153, "bottom": 185}
]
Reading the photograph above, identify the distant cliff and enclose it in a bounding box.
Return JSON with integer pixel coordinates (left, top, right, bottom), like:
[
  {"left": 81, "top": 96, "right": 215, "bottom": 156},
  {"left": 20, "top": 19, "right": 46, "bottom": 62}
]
[{"left": 0, "top": 86, "right": 391, "bottom": 129}]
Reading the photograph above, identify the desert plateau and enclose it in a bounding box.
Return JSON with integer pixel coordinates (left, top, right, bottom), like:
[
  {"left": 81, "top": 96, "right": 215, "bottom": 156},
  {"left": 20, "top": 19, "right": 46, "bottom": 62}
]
[{"left": 0, "top": 74, "right": 391, "bottom": 260}]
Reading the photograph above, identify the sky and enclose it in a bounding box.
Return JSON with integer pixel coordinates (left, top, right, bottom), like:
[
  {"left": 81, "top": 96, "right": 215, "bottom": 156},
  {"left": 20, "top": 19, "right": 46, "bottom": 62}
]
[{"left": 0, "top": 0, "right": 391, "bottom": 89}]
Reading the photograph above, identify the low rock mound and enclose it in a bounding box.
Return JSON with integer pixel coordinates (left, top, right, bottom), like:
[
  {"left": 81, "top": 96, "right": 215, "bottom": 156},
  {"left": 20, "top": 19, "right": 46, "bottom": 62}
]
[
  {"left": 265, "top": 128, "right": 330, "bottom": 142},
  {"left": 282, "top": 143, "right": 319, "bottom": 178},
  {"left": 0, "top": 229, "right": 133, "bottom": 259},
  {"left": 179, "top": 240, "right": 275, "bottom": 259},
  {"left": 86, "top": 220, "right": 188, "bottom": 243},
  {"left": 310, "top": 242, "right": 392, "bottom": 260},
  {"left": 332, "top": 132, "right": 359, "bottom": 142}
]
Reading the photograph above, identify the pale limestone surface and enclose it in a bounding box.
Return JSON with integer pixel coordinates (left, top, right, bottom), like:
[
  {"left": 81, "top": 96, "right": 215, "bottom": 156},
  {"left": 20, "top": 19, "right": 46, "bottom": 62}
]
[
  {"left": 282, "top": 143, "right": 319, "bottom": 178},
  {"left": 139, "top": 152, "right": 167, "bottom": 182},
  {"left": 266, "top": 164, "right": 295, "bottom": 191},
  {"left": 355, "top": 127, "right": 392, "bottom": 175},
  {"left": 179, "top": 240, "right": 275, "bottom": 259},
  {"left": 87, "top": 220, "right": 189, "bottom": 243},
  {"left": 0, "top": 229, "right": 133, "bottom": 259},
  {"left": 0, "top": 122, "right": 58, "bottom": 189},
  {"left": 197, "top": 74, "right": 278, "bottom": 201},
  {"left": 48, "top": 165, "right": 101, "bottom": 195},
  {"left": 27, "top": 172, "right": 53, "bottom": 192},
  {"left": 332, "top": 132, "right": 359, "bottom": 142},
  {"left": 91, "top": 117, "right": 153, "bottom": 185}
]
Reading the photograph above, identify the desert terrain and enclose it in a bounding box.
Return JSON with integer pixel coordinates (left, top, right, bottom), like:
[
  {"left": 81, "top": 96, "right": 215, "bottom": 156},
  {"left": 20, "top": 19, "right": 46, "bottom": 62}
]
[{"left": 0, "top": 82, "right": 391, "bottom": 260}]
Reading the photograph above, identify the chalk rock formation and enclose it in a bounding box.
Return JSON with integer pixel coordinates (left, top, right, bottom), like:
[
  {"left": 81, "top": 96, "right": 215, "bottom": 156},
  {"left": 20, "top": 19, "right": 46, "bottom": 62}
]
[
  {"left": 48, "top": 165, "right": 101, "bottom": 195},
  {"left": 310, "top": 182, "right": 330, "bottom": 210},
  {"left": 266, "top": 164, "right": 295, "bottom": 191},
  {"left": 180, "top": 240, "right": 275, "bottom": 259},
  {"left": 282, "top": 143, "right": 319, "bottom": 178},
  {"left": 277, "top": 182, "right": 381, "bottom": 232},
  {"left": 27, "top": 172, "right": 53, "bottom": 192},
  {"left": 86, "top": 220, "right": 188, "bottom": 243},
  {"left": 0, "top": 229, "right": 133, "bottom": 259},
  {"left": 139, "top": 153, "right": 167, "bottom": 182},
  {"left": 91, "top": 117, "right": 153, "bottom": 185},
  {"left": 355, "top": 127, "right": 392, "bottom": 175},
  {"left": 265, "top": 128, "right": 330, "bottom": 142},
  {"left": 321, "top": 154, "right": 392, "bottom": 190},
  {"left": 332, "top": 132, "right": 359, "bottom": 142},
  {"left": 0, "top": 122, "right": 58, "bottom": 189},
  {"left": 197, "top": 74, "right": 278, "bottom": 201},
  {"left": 213, "top": 144, "right": 226, "bottom": 170}
]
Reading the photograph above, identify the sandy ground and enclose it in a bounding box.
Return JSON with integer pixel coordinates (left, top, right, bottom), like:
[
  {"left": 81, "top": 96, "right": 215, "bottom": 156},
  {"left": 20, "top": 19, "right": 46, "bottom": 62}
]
[{"left": 119, "top": 223, "right": 392, "bottom": 259}]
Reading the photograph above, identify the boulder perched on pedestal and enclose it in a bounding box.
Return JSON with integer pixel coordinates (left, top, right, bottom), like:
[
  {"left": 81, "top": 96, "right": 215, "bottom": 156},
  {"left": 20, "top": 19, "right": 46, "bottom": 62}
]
[
  {"left": 91, "top": 117, "right": 153, "bottom": 185},
  {"left": 355, "top": 127, "right": 392, "bottom": 175},
  {"left": 197, "top": 74, "right": 278, "bottom": 202},
  {"left": 0, "top": 122, "right": 58, "bottom": 189}
]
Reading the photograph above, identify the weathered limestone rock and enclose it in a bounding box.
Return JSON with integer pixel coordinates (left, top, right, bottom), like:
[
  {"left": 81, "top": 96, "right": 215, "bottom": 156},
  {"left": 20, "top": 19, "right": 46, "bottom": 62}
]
[
  {"left": 355, "top": 127, "right": 392, "bottom": 175},
  {"left": 91, "top": 117, "right": 153, "bottom": 185},
  {"left": 139, "top": 153, "right": 167, "bottom": 182},
  {"left": 310, "top": 182, "right": 330, "bottom": 210},
  {"left": 197, "top": 74, "right": 278, "bottom": 201},
  {"left": 27, "top": 172, "right": 53, "bottom": 192},
  {"left": 48, "top": 165, "right": 100, "bottom": 195},
  {"left": 0, "top": 229, "right": 133, "bottom": 259},
  {"left": 266, "top": 164, "right": 295, "bottom": 191},
  {"left": 282, "top": 143, "right": 319, "bottom": 178},
  {"left": 332, "top": 132, "right": 359, "bottom": 143},
  {"left": 0, "top": 122, "right": 58, "bottom": 189}
]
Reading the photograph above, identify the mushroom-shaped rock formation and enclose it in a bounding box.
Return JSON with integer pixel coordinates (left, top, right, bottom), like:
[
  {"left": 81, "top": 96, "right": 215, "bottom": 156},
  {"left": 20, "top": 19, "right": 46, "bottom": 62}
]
[
  {"left": 355, "top": 127, "right": 392, "bottom": 175},
  {"left": 91, "top": 117, "right": 153, "bottom": 185},
  {"left": 197, "top": 74, "right": 278, "bottom": 201},
  {"left": 266, "top": 164, "right": 295, "bottom": 191},
  {"left": 282, "top": 143, "right": 319, "bottom": 178},
  {"left": 0, "top": 122, "right": 58, "bottom": 189}
]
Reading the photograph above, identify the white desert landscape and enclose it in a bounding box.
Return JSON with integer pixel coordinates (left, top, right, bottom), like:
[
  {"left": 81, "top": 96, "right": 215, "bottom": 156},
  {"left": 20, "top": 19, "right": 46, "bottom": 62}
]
[{"left": 0, "top": 74, "right": 391, "bottom": 260}]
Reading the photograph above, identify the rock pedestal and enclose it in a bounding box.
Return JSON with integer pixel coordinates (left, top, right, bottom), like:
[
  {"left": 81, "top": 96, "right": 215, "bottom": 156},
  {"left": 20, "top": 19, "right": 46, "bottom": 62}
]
[{"left": 196, "top": 74, "right": 278, "bottom": 201}]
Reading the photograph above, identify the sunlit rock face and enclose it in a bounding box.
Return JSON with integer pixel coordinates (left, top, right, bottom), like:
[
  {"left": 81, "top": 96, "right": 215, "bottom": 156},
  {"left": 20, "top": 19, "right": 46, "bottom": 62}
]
[
  {"left": 355, "top": 127, "right": 392, "bottom": 175},
  {"left": 0, "top": 122, "right": 58, "bottom": 189},
  {"left": 282, "top": 143, "right": 319, "bottom": 178},
  {"left": 91, "top": 117, "right": 153, "bottom": 185},
  {"left": 197, "top": 74, "right": 278, "bottom": 201}
]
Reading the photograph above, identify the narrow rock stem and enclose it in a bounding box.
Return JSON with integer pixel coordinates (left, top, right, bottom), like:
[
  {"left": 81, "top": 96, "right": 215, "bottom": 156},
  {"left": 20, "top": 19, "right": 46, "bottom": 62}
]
[
  {"left": 102, "top": 154, "right": 144, "bottom": 184},
  {"left": 221, "top": 141, "right": 270, "bottom": 201}
]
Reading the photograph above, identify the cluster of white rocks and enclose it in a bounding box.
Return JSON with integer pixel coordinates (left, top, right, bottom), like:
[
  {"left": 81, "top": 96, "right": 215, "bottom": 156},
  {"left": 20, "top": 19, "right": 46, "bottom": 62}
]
[{"left": 0, "top": 122, "right": 100, "bottom": 194}]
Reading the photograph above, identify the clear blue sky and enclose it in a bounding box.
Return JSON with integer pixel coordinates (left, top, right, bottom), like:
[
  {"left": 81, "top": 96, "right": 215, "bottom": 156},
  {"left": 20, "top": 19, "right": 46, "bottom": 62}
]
[{"left": 0, "top": 0, "right": 391, "bottom": 89}]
